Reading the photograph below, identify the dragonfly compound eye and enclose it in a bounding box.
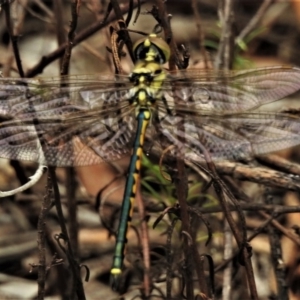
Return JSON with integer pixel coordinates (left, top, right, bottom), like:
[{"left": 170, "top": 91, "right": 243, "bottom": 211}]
[
  {"left": 133, "top": 34, "right": 170, "bottom": 64},
  {"left": 129, "top": 73, "right": 139, "bottom": 84}
]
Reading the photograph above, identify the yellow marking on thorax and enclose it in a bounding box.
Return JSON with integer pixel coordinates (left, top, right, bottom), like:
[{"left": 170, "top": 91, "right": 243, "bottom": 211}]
[
  {"left": 138, "top": 90, "right": 147, "bottom": 102},
  {"left": 131, "top": 61, "right": 166, "bottom": 110}
]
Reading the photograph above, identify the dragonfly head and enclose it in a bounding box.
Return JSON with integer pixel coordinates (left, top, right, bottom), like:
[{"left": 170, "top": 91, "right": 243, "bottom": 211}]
[{"left": 133, "top": 33, "right": 170, "bottom": 64}]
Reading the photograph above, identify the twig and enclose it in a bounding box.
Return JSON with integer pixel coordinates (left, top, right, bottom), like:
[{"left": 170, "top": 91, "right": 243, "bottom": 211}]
[
  {"left": 0, "top": 165, "right": 47, "bottom": 197},
  {"left": 25, "top": 0, "right": 146, "bottom": 78},
  {"left": 66, "top": 168, "right": 79, "bottom": 260},
  {"left": 2, "top": 0, "right": 26, "bottom": 77},
  {"left": 166, "top": 218, "right": 178, "bottom": 298},
  {"left": 191, "top": 0, "right": 209, "bottom": 69},
  {"left": 37, "top": 173, "right": 54, "bottom": 300},
  {"left": 266, "top": 191, "right": 289, "bottom": 300},
  {"left": 2, "top": 1, "right": 31, "bottom": 192},
  {"left": 221, "top": 221, "right": 233, "bottom": 300},
  {"left": 60, "top": 0, "right": 80, "bottom": 75},
  {"left": 151, "top": 1, "right": 180, "bottom": 69},
  {"left": 163, "top": 203, "right": 300, "bottom": 216},
  {"left": 214, "top": 0, "right": 235, "bottom": 70},
  {"left": 190, "top": 213, "right": 211, "bottom": 297},
  {"left": 109, "top": 0, "right": 134, "bottom": 62},
  {"left": 235, "top": 0, "right": 275, "bottom": 45},
  {"left": 48, "top": 167, "right": 86, "bottom": 300},
  {"left": 57, "top": 1, "right": 82, "bottom": 297},
  {"left": 215, "top": 161, "right": 300, "bottom": 191},
  {"left": 259, "top": 210, "right": 300, "bottom": 247},
  {"left": 135, "top": 189, "right": 151, "bottom": 297},
  {"left": 256, "top": 154, "right": 300, "bottom": 176},
  {"left": 173, "top": 93, "right": 195, "bottom": 300},
  {"left": 53, "top": 0, "right": 66, "bottom": 68},
  {"left": 59, "top": 0, "right": 79, "bottom": 255}
]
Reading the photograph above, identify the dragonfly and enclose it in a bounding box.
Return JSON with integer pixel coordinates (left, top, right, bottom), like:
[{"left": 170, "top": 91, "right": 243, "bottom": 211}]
[{"left": 1, "top": 33, "right": 300, "bottom": 290}]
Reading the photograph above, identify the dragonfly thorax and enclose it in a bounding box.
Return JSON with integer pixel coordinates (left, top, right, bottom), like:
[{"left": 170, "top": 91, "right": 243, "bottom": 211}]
[{"left": 129, "top": 60, "right": 166, "bottom": 114}]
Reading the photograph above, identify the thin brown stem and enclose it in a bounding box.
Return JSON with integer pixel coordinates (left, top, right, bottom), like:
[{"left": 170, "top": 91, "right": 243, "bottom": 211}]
[{"left": 37, "top": 174, "right": 53, "bottom": 300}]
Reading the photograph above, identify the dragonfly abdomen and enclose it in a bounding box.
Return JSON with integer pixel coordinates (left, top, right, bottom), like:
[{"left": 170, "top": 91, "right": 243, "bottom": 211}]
[{"left": 110, "top": 109, "right": 150, "bottom": 290}]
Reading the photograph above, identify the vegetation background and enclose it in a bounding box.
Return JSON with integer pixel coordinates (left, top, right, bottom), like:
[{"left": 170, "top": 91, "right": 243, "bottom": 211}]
[{"left": 1, "top": 0, "right": 300, "bottom": 299}]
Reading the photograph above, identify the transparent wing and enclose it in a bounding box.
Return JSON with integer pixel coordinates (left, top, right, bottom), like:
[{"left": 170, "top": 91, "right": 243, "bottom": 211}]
[
  {"left": 151, "top": 66, "right": 300, "bottom": 162},
  {"left": 161, "top": 66, "right": 300, "bottom": 112},
  {"left": 0, "top": 75, "right": 136, "bottom": 166},
  {"left": 150, "top": 112, "right": 300, "bottom": 162}
]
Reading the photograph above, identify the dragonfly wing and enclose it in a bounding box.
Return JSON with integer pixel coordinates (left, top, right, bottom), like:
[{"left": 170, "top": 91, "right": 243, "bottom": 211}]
[
  {"left": 217, "top": 112, "right": 300, "bottom": 155},
  {"left": 154, "top": 112, "right": 300, "bottom": 162},
  {"left": 163, "top": 66, "right": 300, "bottom": 112},
  {"left": 0, "top": 78, "right": 135, "bottom": 166}
]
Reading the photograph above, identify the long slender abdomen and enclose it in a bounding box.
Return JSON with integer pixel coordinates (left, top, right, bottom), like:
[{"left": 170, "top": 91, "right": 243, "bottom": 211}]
[{"left": 110, "top": 109, "right": 150, "bottom": 291}]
